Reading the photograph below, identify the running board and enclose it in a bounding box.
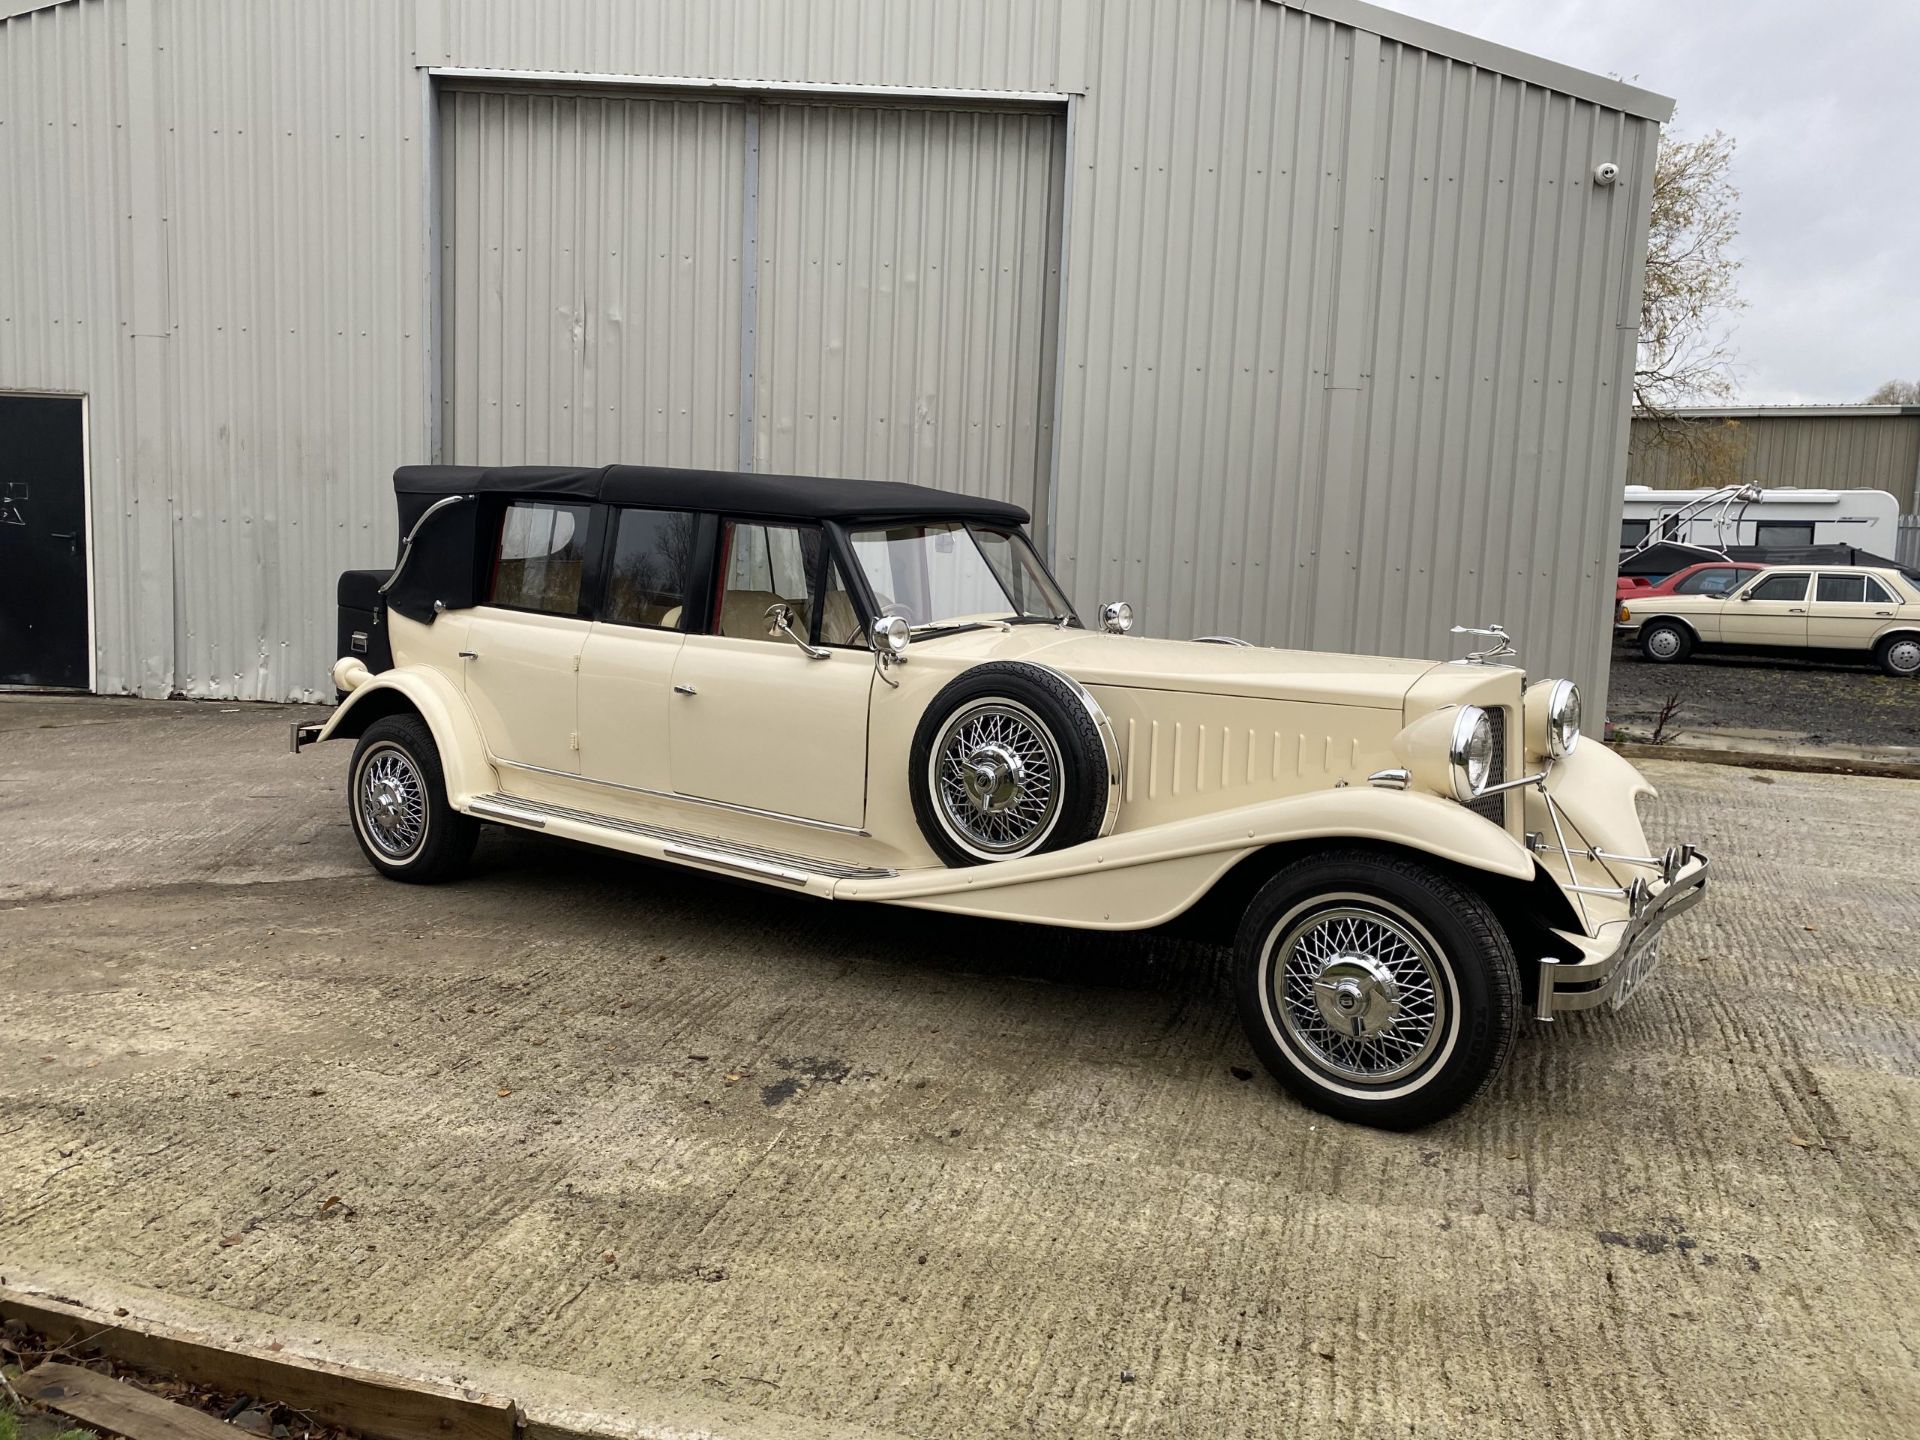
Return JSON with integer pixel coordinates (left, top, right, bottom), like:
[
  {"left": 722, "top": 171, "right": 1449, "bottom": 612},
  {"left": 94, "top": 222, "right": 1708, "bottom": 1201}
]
[{"left": 465, "top": 793, "right": 896, "bottom": 886}]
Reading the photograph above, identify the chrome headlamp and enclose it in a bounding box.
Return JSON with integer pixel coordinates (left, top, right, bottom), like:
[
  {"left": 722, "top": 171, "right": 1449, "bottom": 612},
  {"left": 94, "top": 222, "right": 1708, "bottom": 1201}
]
[
  {"left": 1523, "top": 678, "right": 1580, "bottom": 759},
  {"left": 1448, "top": 706, "right": 1494, "bottom": 802},
  {"left": 1546, "top": 680, "right": 1580, "bottom": 757}
]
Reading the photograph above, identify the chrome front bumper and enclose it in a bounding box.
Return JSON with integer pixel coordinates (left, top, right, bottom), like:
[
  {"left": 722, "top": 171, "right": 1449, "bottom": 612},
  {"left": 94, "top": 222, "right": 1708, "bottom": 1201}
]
[
  {"left": 1535, "top": 849, "right": 1710, "bottom": 1019},
  {"left": 289, "top": 720, "right": 324, "bottom": 754}
]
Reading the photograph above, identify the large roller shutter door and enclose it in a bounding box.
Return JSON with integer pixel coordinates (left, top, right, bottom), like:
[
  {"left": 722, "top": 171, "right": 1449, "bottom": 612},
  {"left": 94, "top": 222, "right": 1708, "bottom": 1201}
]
[
  {"left": 440, "top": 88, "right": 1064, "bottom": 520},
  {"left": 440, "top": 89, "right": 744, "bottom": 468},
  {"left": 754, "top": 105, "right": 1064, "bottom": 515}
]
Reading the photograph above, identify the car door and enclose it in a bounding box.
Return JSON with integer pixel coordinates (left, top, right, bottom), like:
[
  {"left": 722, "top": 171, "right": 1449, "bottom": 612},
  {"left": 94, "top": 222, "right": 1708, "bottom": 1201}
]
[
  {"left": 1806, "top": 572, "right": 1892, "bottom": 651},
  {"left": 576, "top": 506, "right": 704, "bottom": 794},
  {"left": 462, "top": 498, "right": 598, "bottom": 775},
  {"left": 668, "top": 519, "right": 873, "bottom": 831},
  {"left": 1721, "top": 571, "right": 1810, "bottom": 649}
]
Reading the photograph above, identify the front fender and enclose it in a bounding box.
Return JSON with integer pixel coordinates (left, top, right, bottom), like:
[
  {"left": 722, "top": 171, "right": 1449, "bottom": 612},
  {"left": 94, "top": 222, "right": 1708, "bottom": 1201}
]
[
  {"left": 836, "top": 785, "right": 1534, "bottom": 930},
  {"left": 314, "top": 668, "right": 495, "bottom": 806}
]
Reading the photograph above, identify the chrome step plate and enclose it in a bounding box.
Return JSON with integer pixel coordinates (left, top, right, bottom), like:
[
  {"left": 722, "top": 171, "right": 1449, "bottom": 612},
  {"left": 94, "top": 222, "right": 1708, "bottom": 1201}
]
[{"left": 467, "top": 793, "right": 895, "bottom": 883}]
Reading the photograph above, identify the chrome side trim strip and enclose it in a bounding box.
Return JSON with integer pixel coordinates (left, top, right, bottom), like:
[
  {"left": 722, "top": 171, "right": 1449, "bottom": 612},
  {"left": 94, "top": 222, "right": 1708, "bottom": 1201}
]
[
  {"left": 467, "top": 792, "right": 895, "bottom": 881},
  {"left": 662, "top": 844, "right": 811, "bottom": 887},
  {"left": 488, "top": 756, "right": 869, "bottom": 836},
  {"left": 469, "top": 796, "right": 547, "bottom": 829}
]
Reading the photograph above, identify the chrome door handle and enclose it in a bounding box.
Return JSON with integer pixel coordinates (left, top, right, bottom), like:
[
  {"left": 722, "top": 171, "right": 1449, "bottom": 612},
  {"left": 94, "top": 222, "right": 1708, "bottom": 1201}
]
[
  {"left": 1787, "top": 608, "right": 1804, "bottom": 614},
  {"left": 458, "top": 650, "right": 478, "bottom": 660},
  {"left": 673, "top": 683, "right": 697, "bottom": 696},
  {"left": 1876, "top": 611, "right": 1894, "bottom": 617}
]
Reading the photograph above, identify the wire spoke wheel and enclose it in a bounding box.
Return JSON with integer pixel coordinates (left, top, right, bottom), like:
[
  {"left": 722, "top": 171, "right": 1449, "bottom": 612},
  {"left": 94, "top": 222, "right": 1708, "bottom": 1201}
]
[
  {"left": 1269, "top": 903, "right": 1447, "bottom": 1085},
  {"left": 931, "top": 699, "right": 1062, "bottom": 857},
  {"left": 357, "top": 742, "right": 428, "bottom": 860}
]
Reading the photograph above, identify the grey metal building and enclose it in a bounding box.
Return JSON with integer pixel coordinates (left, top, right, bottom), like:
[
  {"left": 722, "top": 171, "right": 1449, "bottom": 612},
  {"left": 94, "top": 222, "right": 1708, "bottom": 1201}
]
[
  {"left": 1628, "top": 406, "right": 1920, "bottom": 511},
  {"left": 0, "top": 0, "right": 1670, "bottom": 717}
]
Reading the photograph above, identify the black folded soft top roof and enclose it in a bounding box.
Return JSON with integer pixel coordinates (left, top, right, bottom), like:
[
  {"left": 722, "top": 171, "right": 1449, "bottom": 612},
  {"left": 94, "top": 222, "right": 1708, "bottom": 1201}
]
[{"left": 393, "top": 464, "right": 1029, "bottom": 529}]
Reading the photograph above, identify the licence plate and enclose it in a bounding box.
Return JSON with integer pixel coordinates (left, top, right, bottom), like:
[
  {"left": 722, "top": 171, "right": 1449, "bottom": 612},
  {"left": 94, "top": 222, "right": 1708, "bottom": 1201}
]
[{"left": 1611, "top": 933, "right": 1665, "bottom": 1011}]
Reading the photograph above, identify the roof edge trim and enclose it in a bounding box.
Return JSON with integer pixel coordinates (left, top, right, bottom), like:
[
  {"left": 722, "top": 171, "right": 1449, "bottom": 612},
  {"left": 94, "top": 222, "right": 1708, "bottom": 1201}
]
[
  {"left": 1, "top": 0, "right": 76, "bottom": 22},
  {"left": 1274, "top": 0, "right": 1676, "bottom": 123}
]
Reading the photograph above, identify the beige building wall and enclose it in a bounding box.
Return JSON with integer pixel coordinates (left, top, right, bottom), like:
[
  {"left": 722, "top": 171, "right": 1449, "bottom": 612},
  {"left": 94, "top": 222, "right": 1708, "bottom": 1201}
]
[{"left": 1628, "top": 408, "right": 1920, "bottom": 511}]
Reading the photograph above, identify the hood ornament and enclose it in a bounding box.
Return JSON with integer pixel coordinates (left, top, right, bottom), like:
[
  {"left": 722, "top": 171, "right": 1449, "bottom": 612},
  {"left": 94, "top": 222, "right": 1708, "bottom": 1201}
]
[{"left": 1451, "top": 623, "right": 1517, "bottom": 665}]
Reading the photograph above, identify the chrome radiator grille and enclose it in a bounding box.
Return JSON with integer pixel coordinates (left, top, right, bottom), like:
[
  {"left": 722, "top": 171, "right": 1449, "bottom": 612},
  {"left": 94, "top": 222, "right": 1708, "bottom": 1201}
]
[{"left": 1467, "top": 708, "right": 1508, "bottom": 825}]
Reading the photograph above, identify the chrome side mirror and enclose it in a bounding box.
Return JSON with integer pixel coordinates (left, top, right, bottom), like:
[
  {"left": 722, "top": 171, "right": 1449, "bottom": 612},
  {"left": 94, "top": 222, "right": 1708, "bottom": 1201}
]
[
  {"left": 766, "top": 602, "right": 830, "bottom": 659},
  {"left": 1099, "top": 600, "right": 1134, "bottom": 634}
]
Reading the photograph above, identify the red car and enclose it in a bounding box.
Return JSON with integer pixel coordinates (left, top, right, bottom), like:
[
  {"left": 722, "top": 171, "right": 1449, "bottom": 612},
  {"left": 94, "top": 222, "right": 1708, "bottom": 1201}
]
[{"left": 1615, "top": 561, "right": 1765, "bottom": 603}]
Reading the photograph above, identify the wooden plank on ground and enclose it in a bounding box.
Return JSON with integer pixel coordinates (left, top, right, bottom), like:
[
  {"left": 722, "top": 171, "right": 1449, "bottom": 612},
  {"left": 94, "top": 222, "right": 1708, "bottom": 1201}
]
[
  {"left": 16, "top": 1361, "right": 236, "bottom": 1440},
  {"left": 0, "top": 1288, "right": 518, "bottom": 1440}
]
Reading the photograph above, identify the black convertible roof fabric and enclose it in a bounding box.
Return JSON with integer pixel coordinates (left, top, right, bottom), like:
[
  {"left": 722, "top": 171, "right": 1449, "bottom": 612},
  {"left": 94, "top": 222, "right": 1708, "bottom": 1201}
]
[{"left": 393, "top": 464, "right": 1029, "bottom": 529}]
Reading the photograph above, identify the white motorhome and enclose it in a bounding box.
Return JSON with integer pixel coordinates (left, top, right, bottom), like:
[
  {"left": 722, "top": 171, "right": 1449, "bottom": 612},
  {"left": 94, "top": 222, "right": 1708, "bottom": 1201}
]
[{"left": 1620, "top": 486, "right": 1901, "bottom": 554}]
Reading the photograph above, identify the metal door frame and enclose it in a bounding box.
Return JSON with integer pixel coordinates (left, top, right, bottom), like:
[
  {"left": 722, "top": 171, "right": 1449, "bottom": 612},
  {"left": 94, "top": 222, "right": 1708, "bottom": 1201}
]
[
  {"left": 0, "top": 388, "right": 95, "bottom": 692},
  {"left": 421, "top": 68, "right": 1074, "bottom": 549}
]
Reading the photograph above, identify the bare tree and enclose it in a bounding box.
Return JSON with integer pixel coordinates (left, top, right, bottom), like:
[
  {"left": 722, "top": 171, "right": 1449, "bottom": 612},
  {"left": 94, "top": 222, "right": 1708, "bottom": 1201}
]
[
  {"left": 1632, "top": 126, "right": 1746, "bottom": 487},
  {"left": 1865, "top": 379, "right": 1920, "bottom": 404}
]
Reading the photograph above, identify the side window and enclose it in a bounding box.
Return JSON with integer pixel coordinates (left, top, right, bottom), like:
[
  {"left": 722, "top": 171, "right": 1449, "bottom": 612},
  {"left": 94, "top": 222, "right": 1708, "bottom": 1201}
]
[
  {"left": 1755, "top": 522, "right": 1815, "bottom": 548},
  {"left": 1816, "top": 574, "right": 1866, "bottom": 604},
  {"left": 716, "top": 521, "right": 816, "bottom": 641},
  {"left": 1747, "top": 573, "right": 1809, "bottom": 602},
  {"left": 1621, "top": 519, "right": 1650, "bottom": 547},
  {"left": 1863, "top": 576, "right": 1896, "bottom": 605},
  {"left": 605, "top": 508, "right": 696, "bottom": 628},
  {"left": 1676, "top": 567, "right": 1737, "bottom": 595},
  {"left": 490, "top": 501, "right": 591, "bottom": 615}
]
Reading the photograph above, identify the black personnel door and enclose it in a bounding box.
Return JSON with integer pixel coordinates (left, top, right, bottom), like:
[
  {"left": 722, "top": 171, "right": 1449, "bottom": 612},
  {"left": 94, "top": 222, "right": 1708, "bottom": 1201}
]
[{"left": 0, "top": 395, "right": 89, "bottom": 689}]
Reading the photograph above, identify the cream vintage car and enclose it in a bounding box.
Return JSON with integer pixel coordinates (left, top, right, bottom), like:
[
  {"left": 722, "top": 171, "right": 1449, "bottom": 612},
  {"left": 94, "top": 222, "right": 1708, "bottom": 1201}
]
[
  {"left": 292, "top": 465, "right": 1709, "bottom": 1129},
  {"left": 1617, "top": 563, "right": 1920, "bottom": 677}
]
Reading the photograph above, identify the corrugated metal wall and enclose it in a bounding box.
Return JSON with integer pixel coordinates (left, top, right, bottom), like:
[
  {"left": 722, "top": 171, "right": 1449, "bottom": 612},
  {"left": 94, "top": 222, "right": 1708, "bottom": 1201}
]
[
  {"left": 441, "top": 90, "right": 1065, "bottom": 516},
  {"left": 0, "top": 0, "right": 1664, "bottom": 715},
  {"left": 427, "top": 0, "right": 1070, "bottom": 94},
  {"left": 752, "top": 103, "right": 1063, "bottom": 509},
  {"left": 1628, "top": 413, "right": 1920, "bottom": 510},
  {"left": 0, "top": 0, "right": 127, "bottom": 691},
  {"left": 1053, "top": 1, "right": 1658, "bottom": 719},
  {"left": 440, "top": 88, "right": 745, "bottom": 470}
]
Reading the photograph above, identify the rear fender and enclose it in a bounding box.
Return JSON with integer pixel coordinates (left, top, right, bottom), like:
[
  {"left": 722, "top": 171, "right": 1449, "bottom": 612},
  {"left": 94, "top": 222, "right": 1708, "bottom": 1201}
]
[{"left": 314, "top": 668, "right": 494, "bottom": 805}]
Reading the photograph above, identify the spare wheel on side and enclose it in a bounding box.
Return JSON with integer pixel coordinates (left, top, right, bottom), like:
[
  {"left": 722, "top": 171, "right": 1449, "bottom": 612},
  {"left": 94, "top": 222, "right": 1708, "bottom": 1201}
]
[{"left": 909, "top": 661, "right": 1118, "bottom": 867}]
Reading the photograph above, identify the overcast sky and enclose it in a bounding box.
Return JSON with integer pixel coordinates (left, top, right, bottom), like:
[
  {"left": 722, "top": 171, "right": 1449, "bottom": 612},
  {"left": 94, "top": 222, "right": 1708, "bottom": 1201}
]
[{"left": 1387, "top": 0, "right": 1919, "bottom": 405}]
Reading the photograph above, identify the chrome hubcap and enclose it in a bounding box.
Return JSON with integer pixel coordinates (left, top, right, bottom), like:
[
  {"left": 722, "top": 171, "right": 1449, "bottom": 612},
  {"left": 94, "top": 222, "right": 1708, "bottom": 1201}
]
[
  {"left": 1272, "top": 905, "right": 1446, "bottom": 1083},
  {"left": 933, "top": 701, "right": 1060, "bottom": 856},
  {"left": 1889, "top": 640, "right": 1920, "bottom": 674},
  {"left": 1648, "top": 628, "right": 1680, "bottom": 658},
  {"left": 358, "top": 746, "right": 426, "bottom": 859}
]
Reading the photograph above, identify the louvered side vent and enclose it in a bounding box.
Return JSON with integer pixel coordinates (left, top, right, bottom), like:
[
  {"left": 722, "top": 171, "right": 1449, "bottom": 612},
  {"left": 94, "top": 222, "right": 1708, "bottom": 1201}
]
[{"left": 1467, "top": 709, "right": 1508, "bottom": 826}]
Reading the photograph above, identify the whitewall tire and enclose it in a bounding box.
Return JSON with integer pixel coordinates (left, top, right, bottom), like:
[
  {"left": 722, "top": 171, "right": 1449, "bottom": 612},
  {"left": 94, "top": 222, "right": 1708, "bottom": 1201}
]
[{"left": 1234, "top": 849, "right": 1519, "bottom": 1129}]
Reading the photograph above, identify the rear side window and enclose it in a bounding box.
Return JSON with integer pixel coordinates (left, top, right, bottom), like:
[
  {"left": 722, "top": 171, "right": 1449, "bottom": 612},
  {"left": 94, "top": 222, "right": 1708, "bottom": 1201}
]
[
  {"left": 1755, "top": 522, "right": 1814, "bottom": 547},
  {"left": 1816, "top": 574, "right": 1866, "bottom": 603},
  {"left": 605, "top": 508, "right": 696, "bottom": 628},
  {"left": 1675, "top": 567, "right": 1740, "bottom": 595},
  {"left": 490, "top": 501, "right": 592, "bottom": 615},
  {"left": 1864, "top": 576, "right": 1896, "bottom": 604},
  {"left": 1621, "top": 520, "right": 1650, "bottom": 547},
  {"left": 1747, "top": 573, "right": 1808, "bottom": 602}
]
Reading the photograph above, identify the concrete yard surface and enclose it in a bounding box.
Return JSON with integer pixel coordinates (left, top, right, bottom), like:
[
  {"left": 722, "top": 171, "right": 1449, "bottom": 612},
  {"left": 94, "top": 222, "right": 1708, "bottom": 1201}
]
[{"left": 2, "top": 695, "right": 1917, "bottom": 1438}]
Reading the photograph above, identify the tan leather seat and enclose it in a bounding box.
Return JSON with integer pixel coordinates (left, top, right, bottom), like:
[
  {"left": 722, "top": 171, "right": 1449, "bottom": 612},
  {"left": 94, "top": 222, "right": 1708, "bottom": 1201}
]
[
  {"left": 817, "top": 587, "right": 865, "bottom": 647},
  {"left": 716, "top": 588, "right": 788, "bottom": 641}
]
